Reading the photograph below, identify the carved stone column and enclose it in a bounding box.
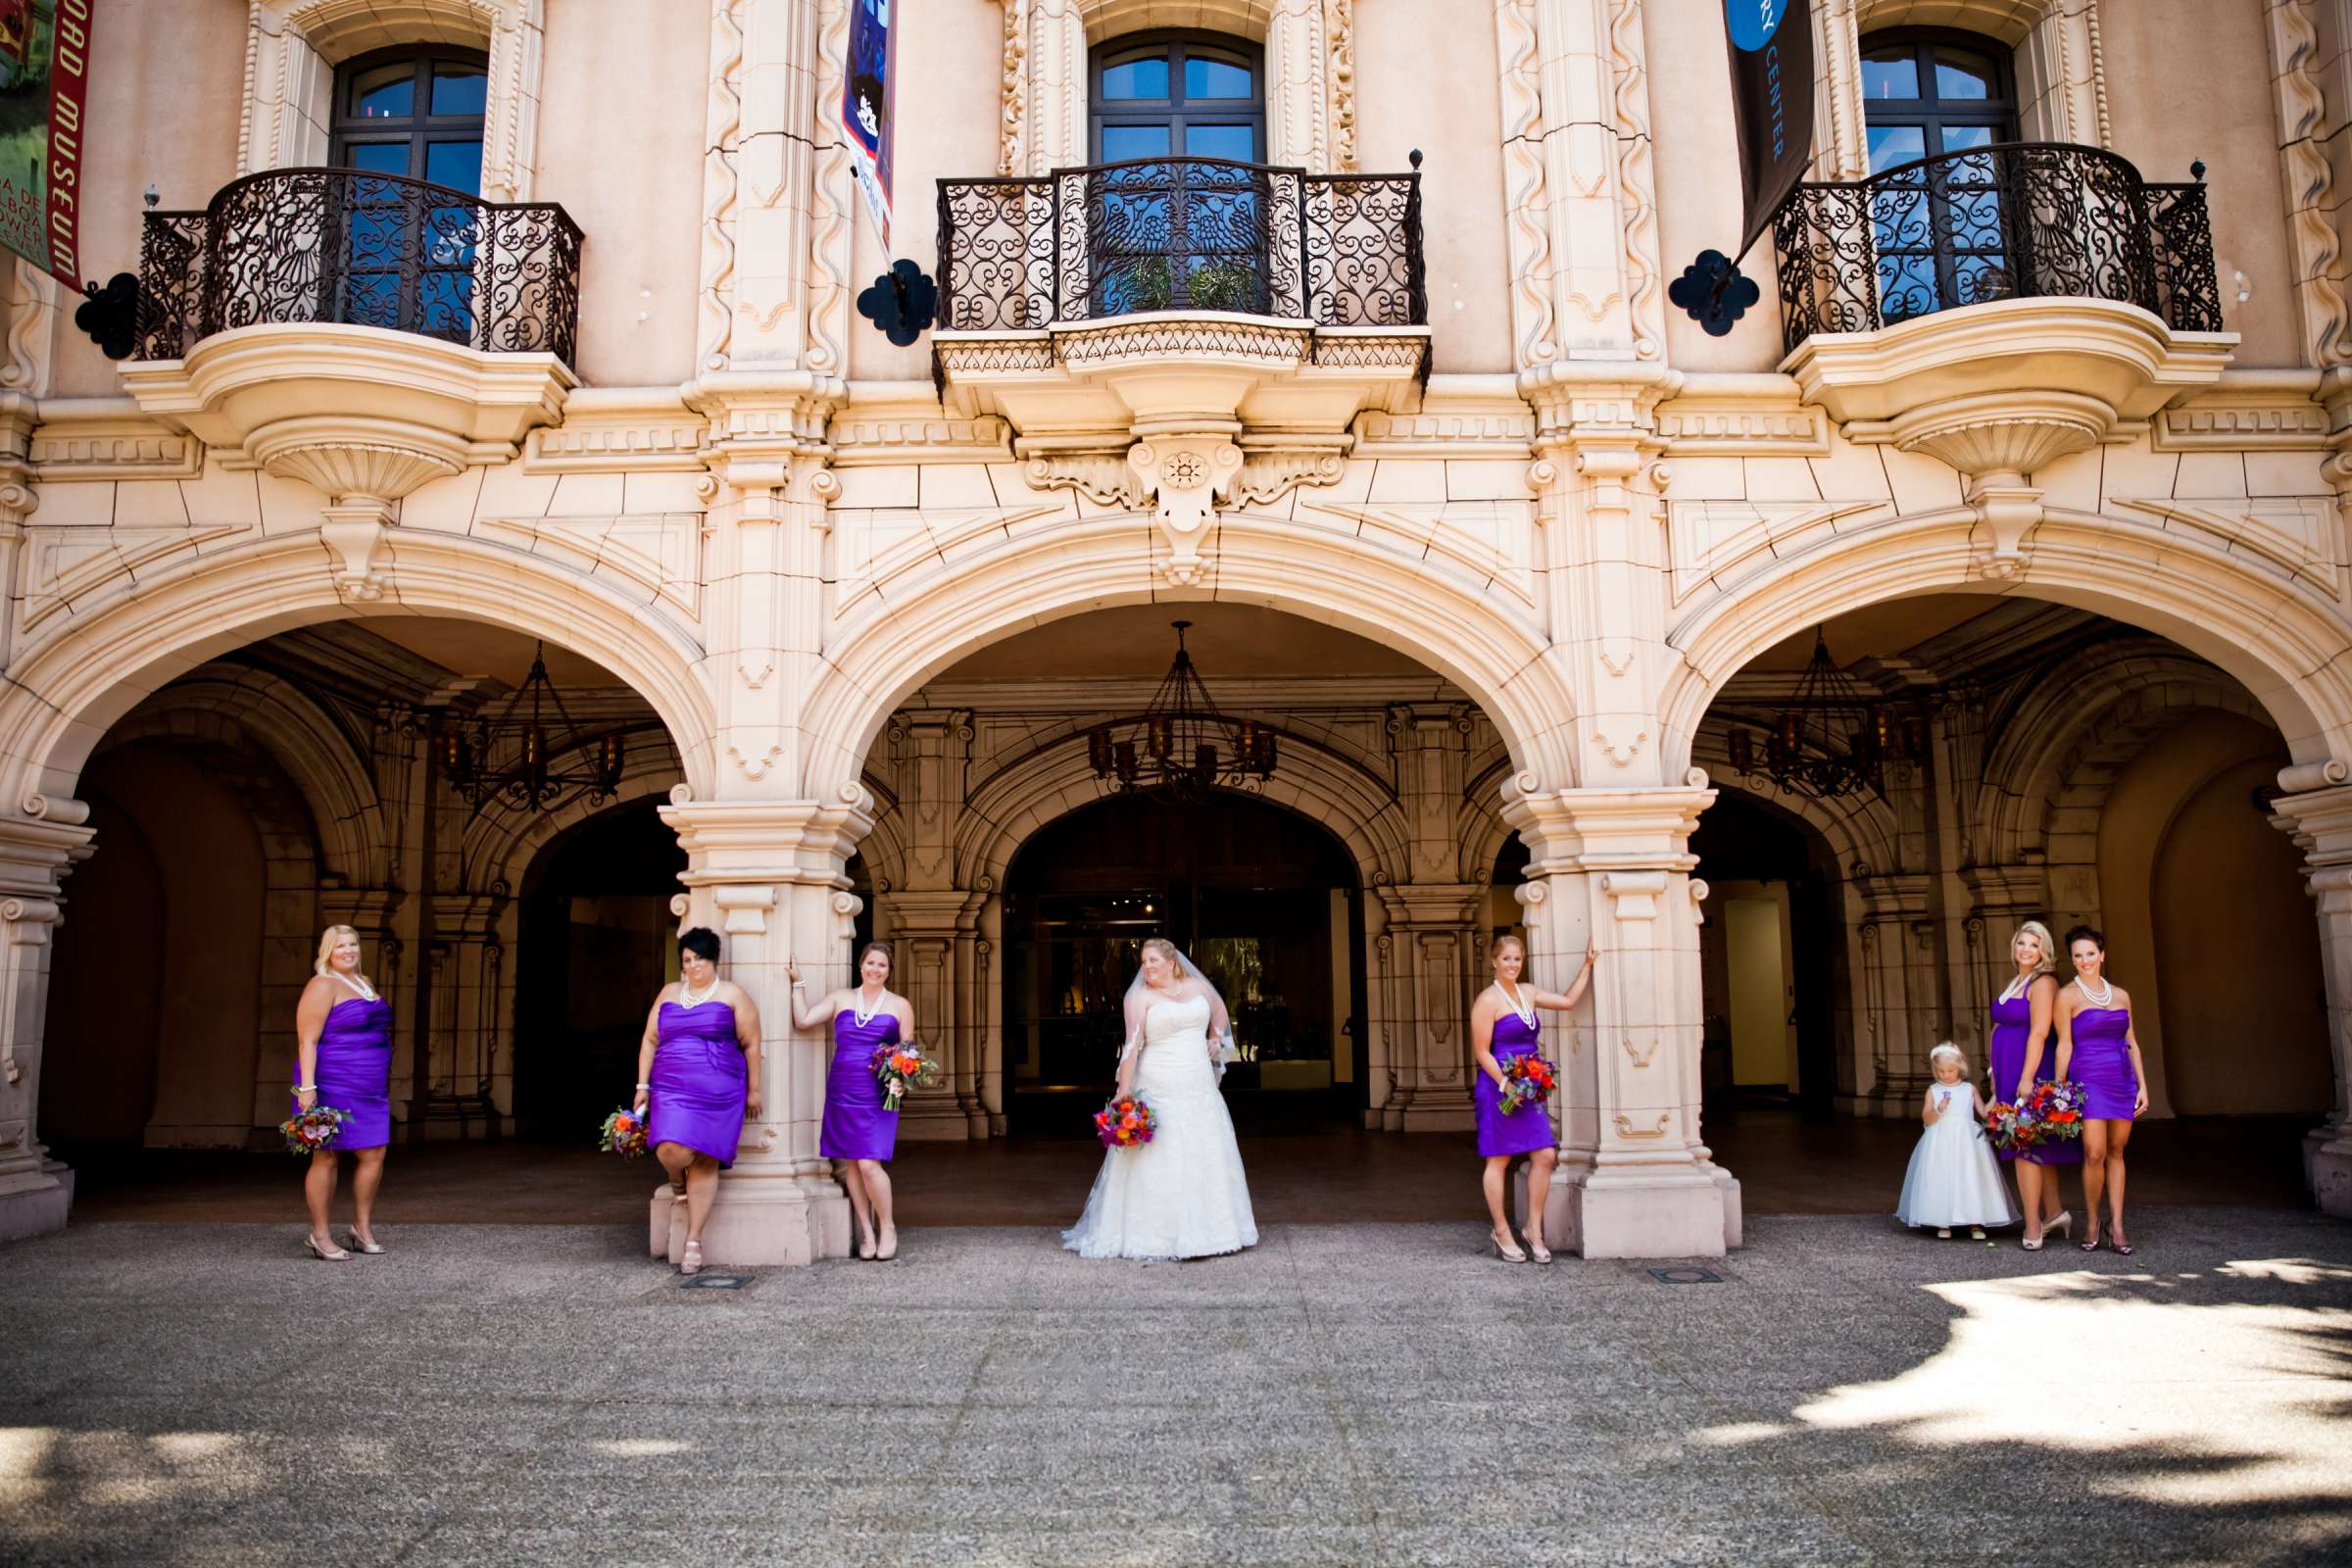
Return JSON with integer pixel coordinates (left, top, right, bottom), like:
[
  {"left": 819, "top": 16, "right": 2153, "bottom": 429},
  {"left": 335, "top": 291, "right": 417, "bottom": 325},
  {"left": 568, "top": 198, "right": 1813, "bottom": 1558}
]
[
  {"left": 0, "top": 803, "right": 94, "bottom": 1241},
  {"left": 1501, "top": 776, "right": 1739, "bottom": 1258},
  {"left": 2268, "top": 777, "right": 2352, "bottom": 1216},
  {"left": 1372, "top": 884, "right": 1484, "bottom": 1130},
  {"left": 885, "top": 888, "right": 991, "bottom": 1140},
  {"left": 659, "top": 788, "right": 874, "bottom": 1264}
]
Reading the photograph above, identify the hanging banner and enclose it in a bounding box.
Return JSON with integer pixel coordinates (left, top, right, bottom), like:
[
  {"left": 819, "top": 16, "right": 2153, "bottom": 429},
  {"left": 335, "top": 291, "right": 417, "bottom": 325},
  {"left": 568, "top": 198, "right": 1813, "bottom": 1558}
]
[
  {"left": 1723, "top": 0, "right": 1813, "bottom": 259},
  {"left": 843, "top": 0, "right": 894, "bottom": 246},
  {"left": 0, "top": 0, "right": 91, "bottom": 285}
]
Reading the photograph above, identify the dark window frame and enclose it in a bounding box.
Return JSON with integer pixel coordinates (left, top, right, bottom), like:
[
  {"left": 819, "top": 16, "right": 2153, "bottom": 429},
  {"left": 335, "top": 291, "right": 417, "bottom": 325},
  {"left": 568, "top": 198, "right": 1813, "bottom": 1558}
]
[
  {"left": 1857, "top": 26, "right": 2020, "bottom": 169},
  {"left": 1088, "top": 30, "right": 1266, "bottom": 166},
  {"left": 329, "top": 44, "right": 490, "bottom": 190},
  {"left": 1858, "top": 27, "right": 2024, "bottom": 320}
]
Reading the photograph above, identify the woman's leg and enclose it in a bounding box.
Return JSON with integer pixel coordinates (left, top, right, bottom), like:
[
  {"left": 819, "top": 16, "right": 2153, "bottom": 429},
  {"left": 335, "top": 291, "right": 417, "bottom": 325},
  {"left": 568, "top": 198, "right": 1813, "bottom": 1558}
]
[
  {"left": 304, "top": 1150, "right": 338, "bottom": 1243},
  {"left": 839, "top": 1158, "right": 876, "bottom": 1251},
  {"left": 349, "top": 1148, "right": 386, "bottom": 1246},
  {"left": 2105, "top": 1121, "right": 2133, "bottom": 1243},
  {"left": 1481, "top": 1155, "right": 1513, "bottom": 1239},
  {"left": 1522, "top": 1148, "right": 1558, "bottom": 1250},
  {"left": 682, "top": 1154, "right": 721, "bottom": 1245},
  {"left": 2018, "top": 1160, "right": 2045, "bottom": 1243},
  {"left": 2080, "top": 1123, "right": 2110, "bottom": 1242},
  {"left": 655, "top": 1141, "right": 695, "bottom": 1198},
  {"left": 859, "top": 1159, "right": 897, "bottom": 1253}
]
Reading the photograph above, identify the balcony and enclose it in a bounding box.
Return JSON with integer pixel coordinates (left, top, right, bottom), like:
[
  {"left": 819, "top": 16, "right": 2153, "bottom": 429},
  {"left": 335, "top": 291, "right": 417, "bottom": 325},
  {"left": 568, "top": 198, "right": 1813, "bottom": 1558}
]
[
  {"left": 931, "top": 157, "right": 1431, "bottom": 439},
  {"left": 1772, "top": 142, "right": 2233, "bottom": 491},
  {"left": 119, "top": 169, "right": 581, "bottom": 530}
]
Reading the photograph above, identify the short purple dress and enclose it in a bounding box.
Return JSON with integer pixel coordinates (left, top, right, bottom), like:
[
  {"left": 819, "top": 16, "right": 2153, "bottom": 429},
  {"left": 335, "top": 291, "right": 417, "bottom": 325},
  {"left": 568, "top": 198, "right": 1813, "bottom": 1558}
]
[
  {"left": 1988, "top": 987, "right": 2080, "bottom": 1167},
  {"left": 2071, "top": 1005, "right": 2140, "bottom": 1120},
  {"left": 647, "top": 1001, "right": 747, "bottom": 1166},
  {"left": 1475, "top": 1006, "right": 1555, "bottom": 1158},
  {"left": 294, "top": 993, "right": 394, "bottom": 1150},
  {"left": 820, "top": 1007, "right": 901, "bottom": 1161}
]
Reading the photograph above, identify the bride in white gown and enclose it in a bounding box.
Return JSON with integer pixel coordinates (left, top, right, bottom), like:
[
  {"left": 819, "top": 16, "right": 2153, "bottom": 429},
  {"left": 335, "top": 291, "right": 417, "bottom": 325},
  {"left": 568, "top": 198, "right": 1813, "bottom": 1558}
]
[{"left": 1062, "top": 938, "right": 1259, "bottom": 1260}]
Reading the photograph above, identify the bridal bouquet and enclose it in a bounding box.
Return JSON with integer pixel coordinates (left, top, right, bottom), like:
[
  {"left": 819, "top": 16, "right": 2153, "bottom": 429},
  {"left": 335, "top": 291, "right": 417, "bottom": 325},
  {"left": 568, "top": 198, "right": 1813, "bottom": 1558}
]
[
  {"left": 1495, "top": 1052, "right": 1557, "bottom": 1115},
  {"left": 1984, "top": 1081, "right": 2084, "bottom": 1154},
  {"left": 1094, "top": 1093, "right": 1156, "bottom": 1150},
  {"left": 599, "top": 1105, "right": 650, "bottom": 1158},
  {"left": 870, "top": 1043, "right": 941, "bottom": 1112},
  {"left": 278, "top": 1103, "right": 350, "bottom": 1156}
]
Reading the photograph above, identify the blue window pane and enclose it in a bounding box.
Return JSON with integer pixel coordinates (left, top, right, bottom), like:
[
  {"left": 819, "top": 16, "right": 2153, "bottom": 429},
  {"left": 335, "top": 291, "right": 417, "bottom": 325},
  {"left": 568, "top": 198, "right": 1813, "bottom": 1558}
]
[
  {"left": 350, "top": 63, "right": 415, "bottom": 119},
  {"left": 1934, "top": 48, "right": 1995, "bottom": 100},
  {"left": 1101, "top": 123, "right": 1171, "bottom": 162},
  {"left": 1860, "top": 49, "right": 1918, "bottom": 100},
  {"left": 1183, "top": 56, "right": 1253, "bottom": 99},
  {"left": 432, "top": 63, "right": 488, "bottom": 117},
  {"left": 1102, "top": 57, "right": 1170, "bottom": 99},
  {"left": 344, "top": 141, "right": 409, "bottom": 175},
  {"left": 425, "top": 139, "right": 483, "bottom": 193},
  {"left": 1183, "top": 122, "right": 1256, "bottom": 162},
  {"left": 1867, "top": 123, "right": 1925, "bottom": 173},
  {"left": 1939, "top": 123, "right": 1994, "bottom": 153}
]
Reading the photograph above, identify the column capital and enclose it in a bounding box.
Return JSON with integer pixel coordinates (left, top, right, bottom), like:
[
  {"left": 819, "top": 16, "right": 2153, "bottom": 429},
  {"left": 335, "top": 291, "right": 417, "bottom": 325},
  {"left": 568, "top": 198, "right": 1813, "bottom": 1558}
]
[
  {"left": 1372, "top": 882, "right": 1485, "bottom": 929},
  {"left": 1498, "top": 776, "right": 1714, "bottom": 872},
  {"left": 659, "top": 787, "right": 876, "bottom": 890},
  {"left": 2271, "top": 781, "right": 2352, "bottom": 861}
]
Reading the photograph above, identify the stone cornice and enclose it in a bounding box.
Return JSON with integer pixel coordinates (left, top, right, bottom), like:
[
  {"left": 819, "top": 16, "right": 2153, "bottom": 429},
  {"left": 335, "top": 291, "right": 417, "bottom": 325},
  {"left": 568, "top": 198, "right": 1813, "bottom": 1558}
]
[
  {"left": 2150, "top": 368, "right": 2328, "bottom": 452},
  {"left": 525, "top": 387, "right": 707, "bottom": 473},
  {"left": 1652, "top": 372, "right": 1831, "bottom": 456},
  {"left": 26, "top": 399, "right": 203, "bottom": 481}
]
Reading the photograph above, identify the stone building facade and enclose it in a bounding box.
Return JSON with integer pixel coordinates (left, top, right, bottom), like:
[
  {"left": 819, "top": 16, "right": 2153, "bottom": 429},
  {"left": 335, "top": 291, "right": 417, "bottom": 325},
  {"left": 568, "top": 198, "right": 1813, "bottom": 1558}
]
[{"left": 1, "top": 0, "right": 2348, "bottom": 1259}]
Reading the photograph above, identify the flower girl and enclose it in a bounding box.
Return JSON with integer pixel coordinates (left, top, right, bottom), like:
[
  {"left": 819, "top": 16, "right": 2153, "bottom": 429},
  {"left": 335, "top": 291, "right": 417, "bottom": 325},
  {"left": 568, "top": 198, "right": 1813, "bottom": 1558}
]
[{"left": 1895, "top": 1044, "right": 2021, "bottom": 1239}]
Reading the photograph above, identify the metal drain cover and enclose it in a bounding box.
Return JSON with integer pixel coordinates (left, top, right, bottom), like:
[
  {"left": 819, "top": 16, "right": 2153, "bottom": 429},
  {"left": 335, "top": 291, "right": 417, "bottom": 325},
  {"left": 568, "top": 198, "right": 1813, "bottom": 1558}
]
[
  {"left": 1647, "top": 1267, "right": 1723, "bottom": 1285},
  {"left": 681, "top": 1273, "right": 752, "bottom": 1290}
]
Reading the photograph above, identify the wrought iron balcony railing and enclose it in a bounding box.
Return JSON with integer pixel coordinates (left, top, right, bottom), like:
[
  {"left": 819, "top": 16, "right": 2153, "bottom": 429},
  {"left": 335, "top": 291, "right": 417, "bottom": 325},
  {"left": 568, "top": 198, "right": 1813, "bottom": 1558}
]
[
  {"left": 134, "top": 168, "right": 584, "bottom": 364},
  {"left": 936, "top": 156, "right": 1425, "bottom": 331},
  {"left": 1771, "top": 141, "right": 2223, "bottom": 355}
]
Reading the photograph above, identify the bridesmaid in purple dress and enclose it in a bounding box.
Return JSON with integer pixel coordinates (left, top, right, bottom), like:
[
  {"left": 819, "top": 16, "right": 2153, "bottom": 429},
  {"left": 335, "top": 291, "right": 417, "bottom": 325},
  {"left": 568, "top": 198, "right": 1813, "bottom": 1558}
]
[
  {"left": 2055, "top": 926, "right": 2150, "bottom": 1255},
  {"left": 1469, "top": 933, "right": 1595, "bottom": 1264},
  {"left": 293, "top": 924, "right": 394, "bottom": 1261},
  {"left": 1986, "top": 920, "right": 2075, "bottom": 1250},
  {"left": 630, "top": 927, "right": 763, "bottom": 1276},
  {"left": 787, "top": 942, "right": 917, "bottom": 1261}
]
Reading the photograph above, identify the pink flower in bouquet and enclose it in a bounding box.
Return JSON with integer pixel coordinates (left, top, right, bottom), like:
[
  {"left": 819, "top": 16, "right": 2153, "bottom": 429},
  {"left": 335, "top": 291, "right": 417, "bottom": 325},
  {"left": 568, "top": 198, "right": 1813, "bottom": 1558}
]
[
  {"left": 1095, "top": 1093, "right": 1156, "bottom": 1149},
  {"left": 1496, "top": 1052, "right": 1557, "bottom": 1115},
  {"left": 279, "top": 1103, "right": 350, "bottom": 1156},
  {"left": 870, "top": 1043, "right": 941, "bottom": 1112}
]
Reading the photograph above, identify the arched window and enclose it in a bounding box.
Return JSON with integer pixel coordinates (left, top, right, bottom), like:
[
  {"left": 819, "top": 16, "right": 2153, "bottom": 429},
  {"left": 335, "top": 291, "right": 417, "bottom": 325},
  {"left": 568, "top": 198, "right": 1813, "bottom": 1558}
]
[
  {"left": 331, "top": 46, "right": 489, "bottom": 192},
  {"left": 1860, "top": 29, "right": 2020, "bottom": 319},
  {"left": 327, "top": 46, "right": 492, "bottom": 340},
  {"left": 1090, "top": 33, "right": 1264, "bottom": 165}
]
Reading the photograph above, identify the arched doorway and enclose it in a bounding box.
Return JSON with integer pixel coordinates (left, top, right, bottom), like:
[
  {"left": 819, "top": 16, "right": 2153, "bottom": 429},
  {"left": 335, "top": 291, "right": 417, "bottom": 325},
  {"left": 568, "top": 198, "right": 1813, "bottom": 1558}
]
[
  {"left": 1689, "top": 791, "right": 1839, "bottom": 1122},
  {"left": 513, "top": 798, "right": 688, "bottom": 1140},
  {"left": 1001, "top": 791, "right": 1365, "bottom": 1137}
]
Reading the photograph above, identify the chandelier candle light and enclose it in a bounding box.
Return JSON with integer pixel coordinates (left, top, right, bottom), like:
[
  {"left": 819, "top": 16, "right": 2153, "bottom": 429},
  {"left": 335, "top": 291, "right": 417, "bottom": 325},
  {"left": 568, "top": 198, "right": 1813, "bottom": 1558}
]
[
  {"left": 1087, "top": 621, "right": 1279, "bottom": 802},
  {"left": 437, "top": 642, "right": 627, "bottom": 814},
  {"left": 1725, "top": 626, "right": 1923, "bottom": 802}
]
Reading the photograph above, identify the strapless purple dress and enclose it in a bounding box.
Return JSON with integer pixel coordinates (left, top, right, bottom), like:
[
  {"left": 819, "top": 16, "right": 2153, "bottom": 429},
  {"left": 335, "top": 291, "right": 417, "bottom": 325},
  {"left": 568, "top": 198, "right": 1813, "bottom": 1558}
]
[
  {"left": 647, "top": 1002, "right": 747, "bottom": 1166},
  {"left": 1988, "top": 990, "right": 2079, "bottom": 1166},
  {"left": 294, "top": 996, "right": 393, "bottom": 1150},
  {"left": 820, "top": 1008, "right": 901, "bottom": 1161},
  {"left": 2071, "top": 1005, "right": 2139, "bottom": 1120},
  {"left": 1475, "top": 1009, "right": 1555, "bottom": 1158}
]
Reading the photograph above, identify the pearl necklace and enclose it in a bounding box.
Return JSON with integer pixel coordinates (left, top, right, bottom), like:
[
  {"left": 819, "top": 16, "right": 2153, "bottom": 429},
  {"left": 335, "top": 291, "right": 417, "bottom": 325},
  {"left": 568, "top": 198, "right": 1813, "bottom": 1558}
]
[
  {"left": 1998, "top": 971, "right": 2034, "bottom": 1004},
  {"left": 853, "top": 987, "right": 886, "bottom": 1028},
  {"left": 2077, "top": 973, "right": 2115, "bottom": 1007},
  {"left": 1498, "top": 981, "right": 1537, "bottom": 1029},
  {"left": 678, "top": 975, "right": 721, "bottom": 1008},
  {"left": 332, "top": 971, "right": 377, "bottom": 1003}
]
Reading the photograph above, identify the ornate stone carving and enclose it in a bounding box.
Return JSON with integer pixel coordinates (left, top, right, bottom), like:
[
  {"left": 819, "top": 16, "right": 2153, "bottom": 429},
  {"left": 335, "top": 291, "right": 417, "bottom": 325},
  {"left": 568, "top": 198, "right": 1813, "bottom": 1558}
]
[
  {"left": 2271, "top": 0, "right": 2352, "bottom": 367},
  {"left": 698, "top": 0, "right": 746, "bottom": 373},
  {"left": 1326, "top": 0, "right": 1357, "bottom": 172},
  {"left": 1129, "top": 436, "right": 1243, "bottom": 583}
]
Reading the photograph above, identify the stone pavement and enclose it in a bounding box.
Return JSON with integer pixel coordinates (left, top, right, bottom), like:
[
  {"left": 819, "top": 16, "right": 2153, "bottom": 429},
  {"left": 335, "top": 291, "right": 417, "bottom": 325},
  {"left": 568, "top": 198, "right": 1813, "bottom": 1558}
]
[{"left": 3, "top": 1210, "right": 2349, "bottom": 1567}]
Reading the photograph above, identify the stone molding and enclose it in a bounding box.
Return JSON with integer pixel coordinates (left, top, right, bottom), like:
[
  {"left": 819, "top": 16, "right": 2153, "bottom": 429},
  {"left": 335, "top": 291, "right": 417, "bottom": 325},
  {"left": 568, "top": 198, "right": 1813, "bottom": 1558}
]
[
  {"left": 2269, "top": 0, "right": 2352, "bottom": 368},
  {"left": 1653, "top": 377, "right": 1832, "bottom": 457},
  {"left": 524, "top": 390, "right": 709, "bottom": 474},
  {"left": 2151, "top": 370, "right": 2330, "bottom": 451},
  {"left": 26, "top": 405, "right": 203, "bottom": 481}
]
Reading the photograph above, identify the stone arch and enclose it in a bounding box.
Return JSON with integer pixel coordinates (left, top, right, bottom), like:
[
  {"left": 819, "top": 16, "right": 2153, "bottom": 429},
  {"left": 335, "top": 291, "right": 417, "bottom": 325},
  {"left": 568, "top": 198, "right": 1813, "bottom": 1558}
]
[
  {"left": 0, "top": 530, "right": 715, "bottom": 818},
  {"left": 467, "top": 749, "right": 695, "bottom": 899},
  {"left": 800, "top": 515, "right": 1573, "bottom": 809},
  {"left": 1659, "top": 510, "right": 2352, "bottom": 782},
  {"left": 99, "top": 664, "right": 386, "bottom": 887}
]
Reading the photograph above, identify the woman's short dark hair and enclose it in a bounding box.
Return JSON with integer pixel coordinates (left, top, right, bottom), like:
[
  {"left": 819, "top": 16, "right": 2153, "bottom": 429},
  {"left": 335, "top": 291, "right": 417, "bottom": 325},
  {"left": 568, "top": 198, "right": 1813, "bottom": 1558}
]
[
  {"left": 2063, "top": 924, "right": 2105, "bottom": 954},
  {"left": 859, "top": 940, "right": 894, "bottom": 967},
  {"left": 679, "top": 927, "right": 722, "bottom": 963}
]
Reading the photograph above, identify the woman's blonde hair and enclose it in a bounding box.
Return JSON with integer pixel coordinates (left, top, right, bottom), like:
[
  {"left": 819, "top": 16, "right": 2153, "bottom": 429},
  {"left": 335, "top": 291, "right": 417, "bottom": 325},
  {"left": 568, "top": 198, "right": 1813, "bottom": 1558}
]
[
  {"left": 1928, "top": 1042, "right": 1968, "bottom": 1071},
  {"left": 2010, "top": 920, "right": 2057, "bottom": 979},
  {"left": 315, "top": 924, "right": 362, "bottom": 977},
  {"left": 1488, "top": 933, "right": 1526, "bottom": 964},
  {"left": 1140, "top": 937, "right": 1187, "bottom": 977}
]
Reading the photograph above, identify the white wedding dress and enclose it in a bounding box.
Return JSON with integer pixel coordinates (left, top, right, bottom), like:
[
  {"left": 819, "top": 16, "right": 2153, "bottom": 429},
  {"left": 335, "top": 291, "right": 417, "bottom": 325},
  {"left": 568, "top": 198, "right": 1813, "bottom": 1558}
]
[{"left": 1062, "top": 993, "right": 1259, "bottom": 1260}]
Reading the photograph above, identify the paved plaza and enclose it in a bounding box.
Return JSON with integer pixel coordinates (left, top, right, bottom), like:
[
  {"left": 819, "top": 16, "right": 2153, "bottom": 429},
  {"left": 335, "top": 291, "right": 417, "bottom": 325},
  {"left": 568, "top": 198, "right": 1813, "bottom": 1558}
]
[{"left": 3, "top": 1208, "right": 2350, "bottom": 1566}]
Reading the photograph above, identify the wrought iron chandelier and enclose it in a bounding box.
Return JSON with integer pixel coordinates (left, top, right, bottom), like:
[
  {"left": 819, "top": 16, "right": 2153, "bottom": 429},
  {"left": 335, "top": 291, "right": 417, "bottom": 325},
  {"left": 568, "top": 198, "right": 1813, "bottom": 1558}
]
[
  {"left": 435, "top": 642, "right": 625, "bottom": 813},
  {"left": 1725, "top": 626, "right": 1923, "bottom": 801},
  {"left": 1086, "top": 621, "right": 1278, "bottom": 801}
]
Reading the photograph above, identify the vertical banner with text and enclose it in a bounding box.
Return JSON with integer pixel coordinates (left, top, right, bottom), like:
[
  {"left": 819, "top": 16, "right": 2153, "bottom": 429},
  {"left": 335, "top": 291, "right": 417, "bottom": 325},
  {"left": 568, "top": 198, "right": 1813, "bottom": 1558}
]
[
  {"left": 0, "top": 0, "right": 92, "bottom": 284},
  {"left": 1724, "top": 0, "right": 1812, "bottom": 259},
  {"left": 843, "top": 0, "right": 894, "bottom": 246}
]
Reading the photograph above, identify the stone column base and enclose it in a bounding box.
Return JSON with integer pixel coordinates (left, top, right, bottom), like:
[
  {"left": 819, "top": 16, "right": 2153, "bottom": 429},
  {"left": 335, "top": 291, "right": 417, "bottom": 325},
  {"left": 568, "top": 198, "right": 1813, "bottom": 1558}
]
[
  {"left": 1399, "top": 1104, "right": 1475, "bottom": 1133},
  {"left": 1539, "top": 1164, "right": 1734, "bottom": 1258},
  {"left": 0, "top": 1159, "right": 73, "bottom": 1244},
  {"left": 2312, "top": 1130, "right": 2352, "bottom": 1218},
  {"left": 660, "top": 1171, "right": 852, "bottom": 1268}
]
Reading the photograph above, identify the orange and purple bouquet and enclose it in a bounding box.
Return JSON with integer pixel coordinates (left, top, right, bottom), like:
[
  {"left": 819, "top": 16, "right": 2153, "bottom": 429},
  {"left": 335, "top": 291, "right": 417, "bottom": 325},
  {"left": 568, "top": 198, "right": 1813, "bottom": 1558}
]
[
  {"left": 599, "top": 1105, "right": 650, "bottom": 1157},
  {"left": 1984, "top": 1080, "right": 2084, "bottom": 1154},
  {"left": 279, "top": 1102, "right": 350, "bottom": 1156},
  {"left": 870, "top": 1043, "right": 941, "bottom": 1112},
  {"left": 1094, "top": 1093, "right": 1156, "bottom": 1150},
  {"left": 1496, "top": 1052, "right": 1557, "bottom": 1115}
]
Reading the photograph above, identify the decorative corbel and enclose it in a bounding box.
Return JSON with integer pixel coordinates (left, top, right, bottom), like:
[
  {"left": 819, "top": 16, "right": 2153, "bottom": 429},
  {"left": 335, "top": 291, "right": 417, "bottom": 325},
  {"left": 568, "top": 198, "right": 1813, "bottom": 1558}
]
[{"left": 1129, "top": 437, "right": 1243, "bottom": 585}]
